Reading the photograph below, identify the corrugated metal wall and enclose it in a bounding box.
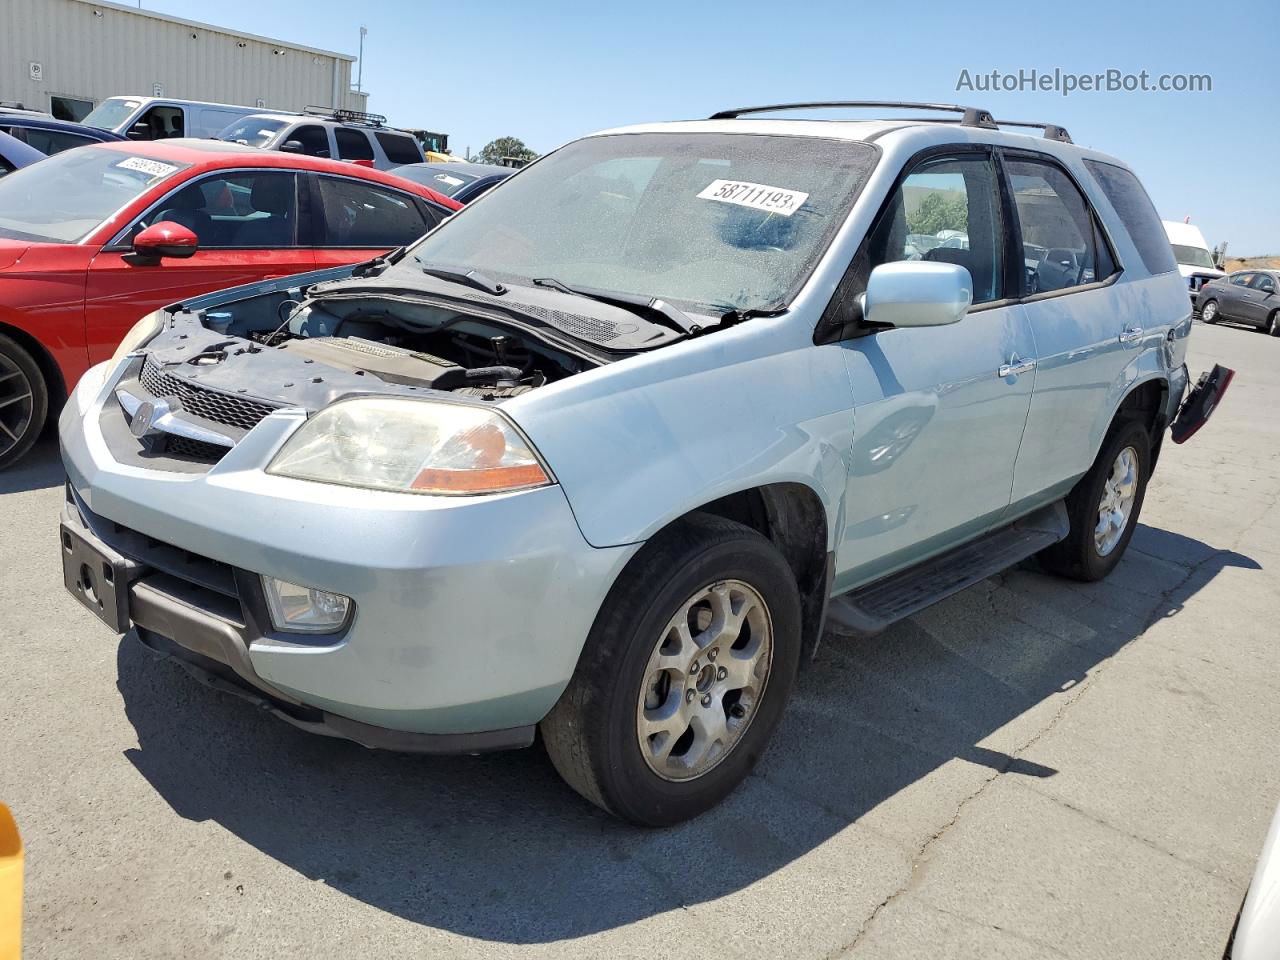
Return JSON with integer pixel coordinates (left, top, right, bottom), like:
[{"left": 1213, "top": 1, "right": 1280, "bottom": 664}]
[{"left": 0, "top": 0, "right": 367, "bottom": 114}]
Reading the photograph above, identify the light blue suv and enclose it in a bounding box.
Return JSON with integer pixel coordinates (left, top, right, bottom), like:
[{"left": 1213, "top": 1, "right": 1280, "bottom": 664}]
[{"left": 60, "top": 101, "right": 1210, "bottom": 825}]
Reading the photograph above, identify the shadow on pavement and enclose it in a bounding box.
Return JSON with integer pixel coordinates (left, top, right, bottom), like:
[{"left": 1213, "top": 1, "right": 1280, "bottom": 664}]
[
  {"left": 0, "top": 436, "right": 63, "bottom": 495},
  {"left": 115, "top": 523, "right": 1260, "bottom": 943}
]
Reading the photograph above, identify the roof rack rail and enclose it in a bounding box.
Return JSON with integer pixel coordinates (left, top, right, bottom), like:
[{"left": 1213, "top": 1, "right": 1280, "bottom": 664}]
[
  {"left": 708, "top": 101, "right": 998, "bottom": 129},
  {"left": 993, "top": 120, "right": 1073, "bottom": 143},
  {"left": 303, "top": 106, "right": 387, "bottom": 127},
  {"left": 878, "top": 116, "right": 1074, "bottom": 144}
]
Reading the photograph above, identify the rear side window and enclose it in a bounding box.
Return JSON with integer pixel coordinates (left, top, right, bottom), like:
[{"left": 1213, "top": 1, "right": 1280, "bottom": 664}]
[
  {"left": 316, "top": 177, "right": 431, "bottom": 246},
  {"left": 1005, "top": 157, "right": 1114, "bottom": 294},
  {"left": 335, "top": 128, "right": 375, "bottom": 162},
  {"left": 1084, "top": 160, "right": 1177, "bottom": 276},
  {"left": 9, "top": 128, "right": 97, "bottom": 155},
  {"left": 375, "top": 133, "right": 421, "bottom": 165}
]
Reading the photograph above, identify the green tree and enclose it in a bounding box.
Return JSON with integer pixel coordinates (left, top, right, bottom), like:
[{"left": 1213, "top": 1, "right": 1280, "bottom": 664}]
[
  {"left": 477, "top": 136, "right": 538, "bottom": 167},
  {"left": 907, "top": 191, "right": 968, "bottom": 235}
]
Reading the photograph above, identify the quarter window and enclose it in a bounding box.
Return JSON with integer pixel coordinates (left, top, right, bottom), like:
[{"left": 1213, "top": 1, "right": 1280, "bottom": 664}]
[
  {"left": 865, "top": 153, "right": 1004, "bottom": 304},
  {"left": 316, "top": 177, "right": 431, "bottom": 247},
  {"left": 1005, "top": 157, "right": 1114, "bottom": 295},
  {"left": 1083, "top": 160, "right": 1177, "bottom": 276},
  {"left": 141, "top": 172, "right": 297, "bottom": 247},
  {"left": 335, "top": 128, "right": 375, "bottom": 162},
  {"left": 375, "top": 132, "right": 421, "bottom": 165}
]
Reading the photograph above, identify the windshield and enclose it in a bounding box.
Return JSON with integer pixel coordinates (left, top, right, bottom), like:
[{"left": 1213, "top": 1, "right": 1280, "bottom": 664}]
[
  {"left": 82, "top": 97, "right": 142, "bottom": 132},
  {"left": 404, "top": 133, "right": 878, "bottom": 314},
  {"left": 0, "top": 147, "right": 189, "bottom": 243},
  {"left": 395, "top": 166, "right": 479, "bottom": 197},
  {"left": 216, "top": 117, "right": 286, "bottom": 148},
  {"left": 1171, "top": 243, "right": 1215, "bottom": 269}
]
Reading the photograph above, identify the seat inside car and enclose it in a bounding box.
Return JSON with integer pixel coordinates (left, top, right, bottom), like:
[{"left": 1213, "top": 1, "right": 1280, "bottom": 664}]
[{"left": 232, "top": 177, "right": 293, "bottom": 246}]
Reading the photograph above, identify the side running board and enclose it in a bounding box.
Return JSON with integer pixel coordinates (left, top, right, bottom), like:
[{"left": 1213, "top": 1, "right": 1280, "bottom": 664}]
[{"left": 827, "top": 500, "right": 1069, "bottom": 635}]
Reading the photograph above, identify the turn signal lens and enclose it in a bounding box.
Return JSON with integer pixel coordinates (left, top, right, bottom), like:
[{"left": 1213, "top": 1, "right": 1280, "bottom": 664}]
[{"left": 267, "top": 397, "right": 551, "bottom": 496}]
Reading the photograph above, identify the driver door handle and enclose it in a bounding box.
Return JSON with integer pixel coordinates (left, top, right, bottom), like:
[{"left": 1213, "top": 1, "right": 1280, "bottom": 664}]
[
  {"left": 1118, "top": 326, "right": 1144, "bottom": 344},
  {"left": 998, "top": 358, "right": 1037, "bottom": 378}
]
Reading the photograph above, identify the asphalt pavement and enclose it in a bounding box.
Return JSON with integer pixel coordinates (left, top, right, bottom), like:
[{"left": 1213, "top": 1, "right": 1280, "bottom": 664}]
[{"left": 1, "top": 320, "right": 1276, "bottom": 959}]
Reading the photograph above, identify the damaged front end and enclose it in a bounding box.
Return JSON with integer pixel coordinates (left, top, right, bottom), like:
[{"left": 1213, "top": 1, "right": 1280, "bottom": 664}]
[{"left": 107, "top": 267, "right": 612, "bottom": 471}]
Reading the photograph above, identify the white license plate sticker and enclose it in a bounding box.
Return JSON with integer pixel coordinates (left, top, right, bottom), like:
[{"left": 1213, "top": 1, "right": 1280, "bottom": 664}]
[
  {"left": 697, "top": 179, "right": 809, "bottom": 217},
  {"left": 115, "top": 156, "right": 179, "bottom": 179},
  {"left": 434, "top": 174, "right": 465, "bottom": 187}
]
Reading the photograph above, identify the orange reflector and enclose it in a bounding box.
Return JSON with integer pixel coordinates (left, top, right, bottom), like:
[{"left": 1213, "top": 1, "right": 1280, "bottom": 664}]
[{"left": 410, "top": 463, "right": 549, "bottom": 494}]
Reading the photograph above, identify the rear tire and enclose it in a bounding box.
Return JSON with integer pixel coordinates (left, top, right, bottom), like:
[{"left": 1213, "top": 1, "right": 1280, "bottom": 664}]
[
  {"left": 1199, "top": 299, "right": 1219, "bottom": 323},
  {"left": 1038, "top": 418, "right": 1151, "bottom": 582},
  {"left": 0, "top": 333, "right": 48, "bottom": 472},
  {"left": 541, "top": 513, "right": 801, "bottom": 826}
]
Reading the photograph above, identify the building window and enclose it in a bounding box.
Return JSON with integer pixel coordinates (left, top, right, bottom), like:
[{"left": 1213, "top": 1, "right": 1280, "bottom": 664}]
[{"left": 50, "top": 95, "right": 94, "bottom": 122}]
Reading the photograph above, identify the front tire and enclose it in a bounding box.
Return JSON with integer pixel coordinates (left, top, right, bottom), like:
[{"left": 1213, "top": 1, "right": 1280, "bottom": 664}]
[
  {"left": 0, "top": 333, "right": 48, "bottom": 471},
  {"left": 1199, "top": 299, "right": 1219, "bottom": 323},
  {"left": 541, "top": 513, "right": 801, "bottom": 826},
  {"left": 1267, "top": 309, "right": 1280, "bottom": 337},
  {"left": 1038, "top": 419, "right": 1151, "bottom": 582}
]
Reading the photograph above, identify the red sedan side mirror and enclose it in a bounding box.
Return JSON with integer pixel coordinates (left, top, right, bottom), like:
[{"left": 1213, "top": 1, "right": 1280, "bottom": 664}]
[{"left": 132, "top": 221, "right": 199, "bottom": 261}]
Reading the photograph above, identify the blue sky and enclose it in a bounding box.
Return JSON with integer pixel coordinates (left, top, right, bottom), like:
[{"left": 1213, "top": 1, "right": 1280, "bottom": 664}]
[{"left": 147, "top": 0, "right": 1279, "bottom": 255}]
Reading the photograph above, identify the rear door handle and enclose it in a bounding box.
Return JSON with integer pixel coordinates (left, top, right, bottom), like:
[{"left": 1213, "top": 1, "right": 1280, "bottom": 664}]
[
  {"left": 1118, "top": 326, "right": 1144, "bottom": 344},
  {"left": 998, "top": 358, "right": 1036, "bottom": 378}
]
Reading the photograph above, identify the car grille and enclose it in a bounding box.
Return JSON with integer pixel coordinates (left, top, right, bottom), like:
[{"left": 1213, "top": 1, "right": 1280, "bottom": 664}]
[
  {"left": 140, "top": 356, "right": 279, "bottom": 432},
  {"left": 165, "top": 435, "right": 231, "bottom": 463}
]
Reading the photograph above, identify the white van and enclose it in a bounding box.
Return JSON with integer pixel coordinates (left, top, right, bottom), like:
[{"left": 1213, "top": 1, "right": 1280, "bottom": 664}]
[
  {"left": 1163, "top": 220, "right": 1225, "bottom": 304},
  {"left": 81, "top": 96, "right": 285, "bottom": 141}
]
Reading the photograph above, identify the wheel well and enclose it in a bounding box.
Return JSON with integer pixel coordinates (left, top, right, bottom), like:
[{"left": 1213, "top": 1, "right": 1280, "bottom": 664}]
[
  {"left": 0, "top": 320, "right": 68, "bottom": 411},
  {"left": 689, "top": 483, "right": 831, "bottom": 662},
  {"left": 1116, "top": 378, "right": 1167, "bottom": 468}
]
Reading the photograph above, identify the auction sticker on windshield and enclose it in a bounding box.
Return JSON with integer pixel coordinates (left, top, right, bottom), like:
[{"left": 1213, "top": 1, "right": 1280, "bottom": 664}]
[
  {"left": 115, "top": 156, "right": 180, "bottom": 181},
  {"left": 697, "top": 179, "right": 809, "bottom": 217}
]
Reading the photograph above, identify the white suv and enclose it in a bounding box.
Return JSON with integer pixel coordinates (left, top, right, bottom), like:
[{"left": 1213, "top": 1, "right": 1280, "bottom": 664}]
[{"left": 216, "top": 109, "right": 424, "bottom": 171}]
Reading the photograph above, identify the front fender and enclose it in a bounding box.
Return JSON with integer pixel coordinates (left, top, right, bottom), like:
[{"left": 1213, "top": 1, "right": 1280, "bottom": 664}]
[{"left": 505, "top": 317, "right": 853, "bottom": 551}]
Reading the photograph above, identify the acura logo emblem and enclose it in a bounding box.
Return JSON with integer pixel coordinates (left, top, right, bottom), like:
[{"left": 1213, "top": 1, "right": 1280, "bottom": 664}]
[{"left": 129, "top": 398, "right": 170, "bottom": 439}]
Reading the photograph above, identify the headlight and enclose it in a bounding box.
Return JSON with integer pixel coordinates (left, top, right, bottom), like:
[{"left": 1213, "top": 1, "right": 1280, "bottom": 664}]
[
  {"left": 110, "top": 311, "right": 165, "bottom": 366},
  {"left": 266, "top": 397, "right": 551, "bottom": 495}
]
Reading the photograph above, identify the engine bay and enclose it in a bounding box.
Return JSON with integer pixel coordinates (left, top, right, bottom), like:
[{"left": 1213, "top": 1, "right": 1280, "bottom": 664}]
[{"left": 170, "top": 283, "right": 602, "bottom": 407}]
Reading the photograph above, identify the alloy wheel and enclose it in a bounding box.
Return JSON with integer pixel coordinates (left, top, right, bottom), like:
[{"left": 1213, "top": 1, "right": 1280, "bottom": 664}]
[
  {"left": 635, "top": 580, "right": 773, "bottom": 781},
  {"left": 1094, "top": 446, "right": 1139, "bottom": 557},
  {"left": 0, "top": 353, "right": 34, "bottom": 460}
]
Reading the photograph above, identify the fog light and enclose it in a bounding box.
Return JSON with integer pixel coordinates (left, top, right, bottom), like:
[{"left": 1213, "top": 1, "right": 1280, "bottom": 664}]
[{"left": 261, "top": 576, "right": 352, "bottom": 634}]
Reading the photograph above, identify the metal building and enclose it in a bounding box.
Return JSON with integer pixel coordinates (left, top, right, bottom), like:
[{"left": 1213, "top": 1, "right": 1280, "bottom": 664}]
[{"left": 0, "top": 0, "right": 367, "bottom": 120}]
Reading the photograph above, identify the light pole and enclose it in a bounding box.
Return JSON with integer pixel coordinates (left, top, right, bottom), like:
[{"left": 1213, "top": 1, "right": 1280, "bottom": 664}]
[{"left": 356, "top": 26, "right": 367, "bottom": 92}]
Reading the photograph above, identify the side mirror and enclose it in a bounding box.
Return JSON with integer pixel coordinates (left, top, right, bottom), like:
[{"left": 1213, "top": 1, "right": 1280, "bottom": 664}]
[
  {"left": 863, "top": 261, "right": 972, "bottom": 328},
  {"left": 280, "top": 139, "right": 304, "bottom": 153},
  {"left": 132, "top": 221, "right": 198, "bottom": 261},
  {"left": 127, "top": 121, "right": 151, "bottom": 141}
]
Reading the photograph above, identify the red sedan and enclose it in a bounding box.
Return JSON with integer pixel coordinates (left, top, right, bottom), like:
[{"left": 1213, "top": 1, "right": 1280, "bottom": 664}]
[{"left": 0, "top": 139, "right": 461, "bottom": 468}]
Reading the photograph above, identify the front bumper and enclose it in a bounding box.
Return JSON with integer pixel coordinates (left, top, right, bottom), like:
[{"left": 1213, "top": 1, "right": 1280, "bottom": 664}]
[{"left": 60, "top": 361, "right": 638, "bottom": 747}]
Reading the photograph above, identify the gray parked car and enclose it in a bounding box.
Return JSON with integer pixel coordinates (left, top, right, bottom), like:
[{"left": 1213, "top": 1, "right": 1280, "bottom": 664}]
[
  {"left": 1198, "top": 270, "right": 1280, "bottom": 335},
  {"left": 59, "top": 101, "right": 1224, "bottom": 825}
]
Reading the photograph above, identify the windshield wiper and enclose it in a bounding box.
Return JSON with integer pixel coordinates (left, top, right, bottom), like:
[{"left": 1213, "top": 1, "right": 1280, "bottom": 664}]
[
  {"left": 532, "top": 277, "right": 699, "bottom": 335},
  {"left": 415, "top": 259, "right": 507, "bottom": 296}
]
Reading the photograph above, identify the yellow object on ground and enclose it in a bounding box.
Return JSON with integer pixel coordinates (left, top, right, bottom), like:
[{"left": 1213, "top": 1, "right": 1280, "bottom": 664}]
[{"left": 0, "top": 805, "right": 20, "bottom": 960}]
